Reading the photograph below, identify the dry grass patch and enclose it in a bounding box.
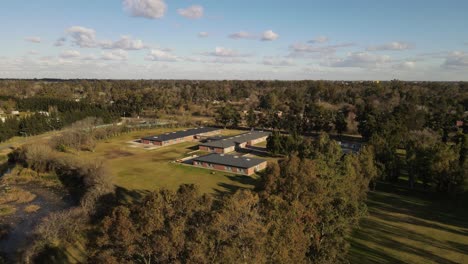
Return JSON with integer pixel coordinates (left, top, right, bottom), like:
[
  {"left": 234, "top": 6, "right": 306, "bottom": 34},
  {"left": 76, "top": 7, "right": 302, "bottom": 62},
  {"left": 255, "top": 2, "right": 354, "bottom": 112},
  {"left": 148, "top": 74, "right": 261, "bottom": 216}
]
[
  {"left": 0, "top": 187, "right": 36, "bottom": 204},
  {"left": 24, "top": 204, "right": 41, "bottom": 213},
  {"left": 0, "top": 204, "right": 16, "bottom": 216}
]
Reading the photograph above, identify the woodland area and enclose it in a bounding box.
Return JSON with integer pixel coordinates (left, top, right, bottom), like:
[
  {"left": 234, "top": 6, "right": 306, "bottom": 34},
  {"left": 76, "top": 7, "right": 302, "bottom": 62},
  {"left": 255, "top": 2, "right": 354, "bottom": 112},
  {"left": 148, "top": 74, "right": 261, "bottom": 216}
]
[{"left": 0, "top": 79, "right": 466, "bottom": 263}]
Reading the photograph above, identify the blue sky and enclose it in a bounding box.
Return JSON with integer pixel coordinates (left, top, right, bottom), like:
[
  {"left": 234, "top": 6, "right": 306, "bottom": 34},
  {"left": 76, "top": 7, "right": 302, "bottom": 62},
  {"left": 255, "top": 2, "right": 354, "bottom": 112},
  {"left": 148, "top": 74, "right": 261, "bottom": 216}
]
[{"left": 0, "top": 0, "right": 467, "bottom": 80}]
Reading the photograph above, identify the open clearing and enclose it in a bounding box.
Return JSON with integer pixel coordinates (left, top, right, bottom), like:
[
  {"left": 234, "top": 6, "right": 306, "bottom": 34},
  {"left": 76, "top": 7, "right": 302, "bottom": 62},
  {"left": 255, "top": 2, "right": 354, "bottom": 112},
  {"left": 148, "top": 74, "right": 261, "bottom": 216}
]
[
  {"left": 349, "top": 182, "right": 468, "bottom": 264},
  {"left": 82, "top": 127, "right": 261, "bottom": 198}
]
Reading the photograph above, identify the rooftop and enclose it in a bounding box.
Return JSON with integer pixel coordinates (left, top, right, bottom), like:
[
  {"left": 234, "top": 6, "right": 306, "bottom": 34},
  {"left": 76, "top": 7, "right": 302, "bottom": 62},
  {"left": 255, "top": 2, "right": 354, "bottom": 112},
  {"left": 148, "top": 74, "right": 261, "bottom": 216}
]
[
  {"left": 141, "top": 127, "right": 220, "bottom": 142},
  {"left": 198, "top": 131, "right": 270, "bottom": 149},
  {"left": 193, "top": 153, "right": 266, "bottom": 169}
]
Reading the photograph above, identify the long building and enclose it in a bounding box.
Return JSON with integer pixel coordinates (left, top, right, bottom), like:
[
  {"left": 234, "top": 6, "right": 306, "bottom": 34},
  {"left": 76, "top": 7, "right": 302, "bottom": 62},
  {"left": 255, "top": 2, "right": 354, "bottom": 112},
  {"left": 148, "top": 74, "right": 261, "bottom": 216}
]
[
  {"left": 192, "top": 153, "right": 267, "bottom": 175},
  {"left": 141, "top": 127, "right": 221, "bottom": 146},
  {"left": 198, "top": 131, "right": 270, "bottom": 153}
]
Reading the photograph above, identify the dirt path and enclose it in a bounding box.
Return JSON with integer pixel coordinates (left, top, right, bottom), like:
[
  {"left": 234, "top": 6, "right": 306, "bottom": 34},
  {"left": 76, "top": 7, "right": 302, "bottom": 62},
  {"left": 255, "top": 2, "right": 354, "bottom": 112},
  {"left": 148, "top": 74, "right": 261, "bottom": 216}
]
[{"left": 0, "top": 184, "right": 74, "bottom": 263}]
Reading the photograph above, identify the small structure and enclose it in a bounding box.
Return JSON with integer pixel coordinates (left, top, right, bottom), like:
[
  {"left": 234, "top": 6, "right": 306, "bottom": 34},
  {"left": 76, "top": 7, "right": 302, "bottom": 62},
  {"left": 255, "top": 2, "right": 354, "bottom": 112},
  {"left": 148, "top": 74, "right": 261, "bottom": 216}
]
[
  {"left": 192, "top": 153, "right": 267, "bottom": 175},
  {"left": 198, "top": 131, "right": 270, "bottom": 153},
  {"left": 141, "top": 127, "right": 221, "bottom": 146},
  {"left": 11, "top": 110, "right": 19, "bottom": 115}
]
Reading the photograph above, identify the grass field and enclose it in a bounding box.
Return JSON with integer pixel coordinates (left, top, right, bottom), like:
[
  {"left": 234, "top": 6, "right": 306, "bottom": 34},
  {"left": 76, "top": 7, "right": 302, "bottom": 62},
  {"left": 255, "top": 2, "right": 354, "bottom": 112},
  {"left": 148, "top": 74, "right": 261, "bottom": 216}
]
[
  {"left": 82, "top": 127, "right": 261, "bottom": 199},
  {"left": 349, "top": 182, "right": 468, "bottom": 264}
]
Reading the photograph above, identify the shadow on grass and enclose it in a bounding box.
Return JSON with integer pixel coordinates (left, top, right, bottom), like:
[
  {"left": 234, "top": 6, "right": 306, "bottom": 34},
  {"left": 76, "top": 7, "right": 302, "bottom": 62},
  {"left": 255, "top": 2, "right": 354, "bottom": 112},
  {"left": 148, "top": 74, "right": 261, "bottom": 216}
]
[
  {"left": 369, "top": 182, "right": 468, "bottom": 230},
  {"left": 349, "top": 181, "right": 468, "bottom": 264},
  {"left": 115, "top": 186, "right": 151, "bottom": 204},
  {"left": 349, "top": 240, "right": 405, "bottom": 264},
  {"left": 213, "top": 174, "right": 260, "bottom": 198}
]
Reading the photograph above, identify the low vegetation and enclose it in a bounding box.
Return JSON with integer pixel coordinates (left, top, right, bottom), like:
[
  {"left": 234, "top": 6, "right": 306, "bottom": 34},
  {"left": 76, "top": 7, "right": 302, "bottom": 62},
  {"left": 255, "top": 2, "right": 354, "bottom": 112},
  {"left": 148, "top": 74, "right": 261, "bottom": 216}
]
[{"left": 0, "top": 204, "right": 16, "bottom": 216}]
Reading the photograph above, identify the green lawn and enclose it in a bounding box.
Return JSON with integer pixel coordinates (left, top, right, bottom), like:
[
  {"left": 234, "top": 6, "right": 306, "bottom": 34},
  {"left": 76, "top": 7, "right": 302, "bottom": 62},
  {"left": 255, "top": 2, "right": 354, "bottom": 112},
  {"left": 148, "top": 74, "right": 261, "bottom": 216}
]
[
  {"left": 83, "top": 128, "right": 260, "bottom": 198},
  {"left": 349, "top": 183, "right": 468, "bottom": 264}
]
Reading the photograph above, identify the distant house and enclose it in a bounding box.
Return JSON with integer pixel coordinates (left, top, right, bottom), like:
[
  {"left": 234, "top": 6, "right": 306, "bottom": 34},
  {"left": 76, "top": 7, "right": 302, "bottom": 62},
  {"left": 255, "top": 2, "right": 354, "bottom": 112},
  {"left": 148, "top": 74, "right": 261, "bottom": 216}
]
[
  {"left": 11, "top": 110, "right": 19, "bottom": 115},
  {"left": 456, "top": 120, "right": 464, "bottom": 128},
  {"left": 198, "top": 131, "right": 270, "bottom": 153},
  {"left": 192, "top": 153, "right": 267, "bottom": 175},
  {"left": 141, "top": 127, "right": 221, "bottom": 146}
]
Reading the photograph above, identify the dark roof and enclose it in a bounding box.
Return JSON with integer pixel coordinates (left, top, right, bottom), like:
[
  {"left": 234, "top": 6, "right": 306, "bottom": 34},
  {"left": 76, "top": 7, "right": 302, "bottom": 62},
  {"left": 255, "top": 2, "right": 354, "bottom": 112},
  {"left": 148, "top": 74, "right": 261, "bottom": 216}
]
[
  {"left": 204, "top": 135, "right": 231, "bottom": 142},
  {"left": 142, "top": 127, "right": 220, "bottom": 142},
  {"left": 198, "top": 131, "right": 270, "bottom": 149},
  {"left": 193, "top": 153, "right": 266, "bottom": 169}
]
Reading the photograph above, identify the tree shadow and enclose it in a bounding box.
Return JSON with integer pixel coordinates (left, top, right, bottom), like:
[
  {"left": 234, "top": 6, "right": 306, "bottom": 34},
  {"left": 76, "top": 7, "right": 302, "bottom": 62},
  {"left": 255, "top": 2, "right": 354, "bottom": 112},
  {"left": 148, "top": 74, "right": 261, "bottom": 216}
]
[
  {"left": 349, "top": 240, "right": 405, "bottom": 264},
  {"left": 213, "top": 174, "right": 259, "bottom": 199},
  {"left": 32, "top": 245, "right": 69, "bottom": 264},
  {"left": 369, "top": 182, "right": 468, "bottom": 230},
  {"left": 350, "top": 182, "right": 468, "bottom": 263},
  {"left": 115, "top": 186, "right": 151, "bottom": 204}
]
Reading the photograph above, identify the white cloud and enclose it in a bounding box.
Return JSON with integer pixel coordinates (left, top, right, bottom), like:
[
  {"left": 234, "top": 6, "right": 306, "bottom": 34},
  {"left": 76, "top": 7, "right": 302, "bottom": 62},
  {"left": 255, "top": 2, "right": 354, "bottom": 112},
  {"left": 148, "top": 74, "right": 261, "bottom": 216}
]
[
  {"left": 66, "top": 26, "right": 97, "bottom": 48},
  {"left": 393, "top": 61, "right": 416, "bottom": 70},
  {"left": 308, "top": 36, "right": 329, "bottom": 44},
  {"left": 198, "top": 32, "right": 209, "bottom": 38},
  {"left": 229, "top": 31, "right": 254, "bottom": 39},
  {"left": 177, "top": 5, "right": 204, "bottom": 19},
  {"left": 54, "top": 37, "right": 66, "bottom": 47},
  {"left": 100, "top": 49, "right": 128, "bottom": 60},
  {"left": 211, "top": 58, "right": 247, "bottom": 64},
  {"left": 367, "top": 41, "right": 411, "bottom": 51},
  {"left": 81, "top": 54, "right": 98, "bottom": 60},
  {"left": 262, "top": 57, "right": 295, "bottom": 66},
  {"left": 204, "top": 47, "right": 249, "bottom": 57},
  {"left": 123, "top": 0, "right": 167, "bottom": 19},
  {"left": 28, "top": 50, "right": 39, "bottom": 55},
  {"left": 60, "top": 50, "right": 81, "bottom": 59},
  {"left": 146, "top": 49, "right": 178, "bottom": 62},
  {"left": 101, "top": 35, "right": 147, "bottom": 50},
  {"left": 443, "top": 51, "right": 468, "bottom": 69},
  {"left": 289, "top": 42, "right": 354, "bottom": 57},
  {"left": 25, "top": 37, "right": 41, "bottom": 43},
  {"left": 325, "top": 52, "right": 391, "bottom": 68},
  {"left": 261, "top": 30, "right": 279, "bottom": 41}
]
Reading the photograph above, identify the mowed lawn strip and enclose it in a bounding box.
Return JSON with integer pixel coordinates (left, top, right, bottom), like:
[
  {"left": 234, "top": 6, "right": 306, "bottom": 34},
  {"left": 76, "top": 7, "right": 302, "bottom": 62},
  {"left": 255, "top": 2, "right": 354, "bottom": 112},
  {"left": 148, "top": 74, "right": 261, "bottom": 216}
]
[
  {"left": 83, "top": 127, "right": 260, "bottom": 195},
  {"left": 349, "top": 183, "right": 468, "bottom": 264}
]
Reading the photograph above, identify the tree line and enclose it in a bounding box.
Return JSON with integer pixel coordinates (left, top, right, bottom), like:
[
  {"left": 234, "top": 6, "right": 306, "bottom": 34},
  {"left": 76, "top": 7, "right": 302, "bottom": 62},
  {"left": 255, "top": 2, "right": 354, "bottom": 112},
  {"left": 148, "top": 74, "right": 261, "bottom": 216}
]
[{"left": 0, "top": 97, "right": 119, "bottom": 142}]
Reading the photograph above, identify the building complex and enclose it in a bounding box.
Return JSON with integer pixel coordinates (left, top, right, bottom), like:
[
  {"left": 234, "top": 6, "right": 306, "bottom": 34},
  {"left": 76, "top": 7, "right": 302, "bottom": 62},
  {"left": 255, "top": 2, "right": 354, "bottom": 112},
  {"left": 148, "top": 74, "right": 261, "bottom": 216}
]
[
  {"left": 192, "top": 153, "right": 267, "bottom": 176},
  {"left": 140, "top": 127, "right": 221, "bottom": 146},
  {"left": 198, "top": 131, "right": 270, "bottom": 153}
]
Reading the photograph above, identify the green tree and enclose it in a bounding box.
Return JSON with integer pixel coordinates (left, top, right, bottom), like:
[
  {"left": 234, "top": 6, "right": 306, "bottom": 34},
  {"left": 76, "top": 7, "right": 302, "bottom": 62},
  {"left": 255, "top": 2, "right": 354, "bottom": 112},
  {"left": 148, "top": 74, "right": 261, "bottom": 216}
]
[
  {"left": 215, "top": 105, "right": 241, "bottom": 129},
  {"left": 335, "top": 111, "right": 347, "bottom": 135}
]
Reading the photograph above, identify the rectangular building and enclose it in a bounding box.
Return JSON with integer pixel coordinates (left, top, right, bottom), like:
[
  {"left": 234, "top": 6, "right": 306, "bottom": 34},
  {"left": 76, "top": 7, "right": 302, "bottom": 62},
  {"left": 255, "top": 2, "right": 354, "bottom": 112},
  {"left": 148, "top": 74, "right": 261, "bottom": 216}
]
[
  {"left": 141, "top": 127, "right": 221, "bottom": 146},
  {"left": 192, "top": 153, "right": 267, "bottom": 175},
  {"left": 198, "top": 131, "right": 270, "bottom": 153}
]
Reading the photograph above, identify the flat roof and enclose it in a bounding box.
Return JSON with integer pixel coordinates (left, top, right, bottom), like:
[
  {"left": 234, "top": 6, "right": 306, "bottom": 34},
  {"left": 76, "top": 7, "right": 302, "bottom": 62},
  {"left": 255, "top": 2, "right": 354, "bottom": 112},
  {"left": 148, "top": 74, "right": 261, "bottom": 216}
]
[
  {"left": 193, "top": 153, "right": 266, "bottom": 169},
  {"left": 198, "top": 131, "right": 270, "bottom": 149},
  {"left": 141, "top": 127, "right": 220, "bottom": 142}
]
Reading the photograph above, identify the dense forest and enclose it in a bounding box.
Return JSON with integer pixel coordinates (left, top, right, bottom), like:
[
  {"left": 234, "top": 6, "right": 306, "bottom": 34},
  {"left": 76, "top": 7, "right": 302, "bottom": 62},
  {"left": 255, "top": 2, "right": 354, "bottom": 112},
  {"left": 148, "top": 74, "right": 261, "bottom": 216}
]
[{"left": 0, "top": 79, "right": 466, "bottom": 263}]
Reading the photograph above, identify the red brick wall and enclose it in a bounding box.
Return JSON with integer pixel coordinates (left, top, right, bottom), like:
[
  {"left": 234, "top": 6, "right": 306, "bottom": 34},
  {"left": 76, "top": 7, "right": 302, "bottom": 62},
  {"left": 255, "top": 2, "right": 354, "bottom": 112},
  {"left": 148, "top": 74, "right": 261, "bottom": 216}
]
[
  {"left": 257, "top": 161, "right": 267, "bottom": 171},
  {"left": 247, "top": 136, "right": 268, "bottom": 146},
  {"left": 199, "top": 146, "right": 210, "bottom": 151},
  {"left": 214, "top": 148, "right": 224, "bottom": 153},
  {"left": 192, "top": 160, "right": 265, "bottom": 176}
]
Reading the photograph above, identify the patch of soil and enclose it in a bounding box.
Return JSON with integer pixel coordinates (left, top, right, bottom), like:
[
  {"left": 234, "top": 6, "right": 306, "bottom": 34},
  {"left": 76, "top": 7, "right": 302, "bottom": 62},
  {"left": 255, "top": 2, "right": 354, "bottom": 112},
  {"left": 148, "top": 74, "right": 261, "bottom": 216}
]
[
  {"left": 104, "top": 149, "right": 134, "bottom": 159},
  {"left": 0, "top": 183, "right": 74, "bottom": 263}
]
